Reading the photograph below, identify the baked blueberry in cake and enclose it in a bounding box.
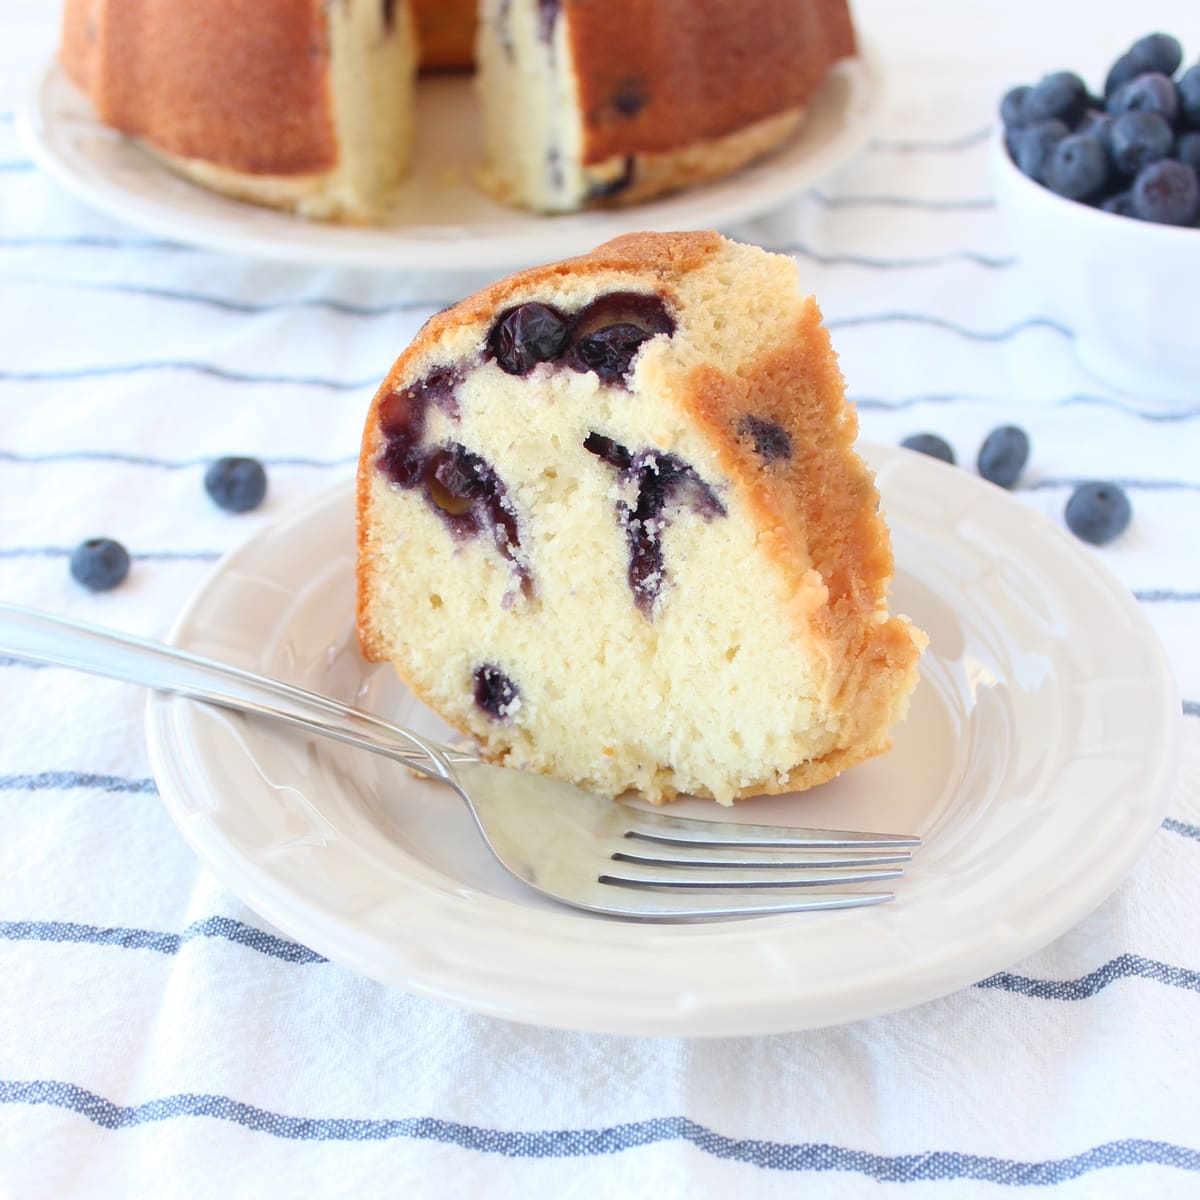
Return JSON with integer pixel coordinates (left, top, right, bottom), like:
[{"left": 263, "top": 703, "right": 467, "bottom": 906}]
[
  {"left": 357, "top": 231, "right": 925, "bottom": 804},
  {"left": 59, "top": 0, "right": 857, "bottom": 218}
]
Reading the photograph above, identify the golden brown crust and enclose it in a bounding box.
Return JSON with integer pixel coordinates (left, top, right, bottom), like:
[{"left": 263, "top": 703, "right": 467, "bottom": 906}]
[
  {"left": 563, "top": 0, "right": 855, "bottom": 165},
  {"left": 663, "top": 286, "right": 922, "bottom": 801},
  {"left": 688, "top": 306, "right": 893, "bottom": 618},
  {"left": 60, "top": 0, "right": 337, "bottom": 176}
]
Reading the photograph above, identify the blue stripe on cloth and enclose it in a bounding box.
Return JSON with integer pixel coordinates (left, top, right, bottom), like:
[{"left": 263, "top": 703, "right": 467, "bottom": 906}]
[
  {"left": 3, "top": 910, "right": 1200, "bottom": 1012},
  {"left": 0, "top": 161, "right": 34, "bottom": 171},
  {"left": 0, "top": 812, "right": 1195, "bottom": 995},
  {"left": 0, "top": 917, "right": 324, "bottom": 964},
  {"left": 0, "top": 277, "right": 449, "bottom": 317},
  {"left": 0, "top": 362, "right": 376, "bottom": 390},
  {"left": 1184, "top": 700, "right": 1200, "bottom": 717},
  {"left": 771, "top": 242, "right": 1016, "bottom": 269},
  {"left": 827, "top": 313, "right": 1070, "bottom": 341},
  {"left": 869, "top": 127, "right": 992, "bottom": 152},
  {"left": 0, "top": 235, "right": 192, "bottom": 251},
  {"left": 1164, "top": 817, "right": 1200, "bottom": 841},
  {"left": 1026, "top": 478, "right": 1200, "bottom": 493},
  {"left": 808, "top": 190, "right": 995, "bottom": 210},
  {"left": 1134, "top": 590, "right": 1200, "bottom": 603},
  {"left": 0, "top": 547, "right": 219, "bottom": 561},
  {"left": 0, "top": 772, "right": 157, "bottom": 793},
  {"left": 3, "top": 233, "right": 1014, "bottom": 269},
  {"left": 976, "top": 954, "right": 1200, "bottom": 1000},
  {"left": 0, "top": 449, "right": 356, "bottom": 470},
  {"left": 0, "top": 1083, "right": 1198, "bottom": 1182},
  {"left": 4, "top": 896, "right": 1198, "bottom": 1002},
  {"left": 851, "top": 392, "right": 1200, "bottom": 422}
]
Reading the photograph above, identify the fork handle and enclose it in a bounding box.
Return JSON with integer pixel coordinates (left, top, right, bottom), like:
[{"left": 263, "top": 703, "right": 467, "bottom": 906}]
[{"left": 0, "top": 602, "right": 460, "bottom": 785}]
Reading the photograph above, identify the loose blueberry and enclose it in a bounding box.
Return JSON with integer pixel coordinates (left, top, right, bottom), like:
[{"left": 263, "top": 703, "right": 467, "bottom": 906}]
[
  {"left": 204, "top": 456, "right": 267, "bottom": 513},
  {"left": 488, "top": 302, "right": 569, "bottom": 376},
  {"left": 473, "top": 664, "right": 521, "bottom": 720},
  {"left": 1107, "top": 72, "right": 1180, "bottom": 124},
  {"left": 976, "top": 425, "right": 1030, "bottom": 489},
  {"left": 1044, "top": 134, "right": 1108, "bottom": 201},
  {"left": 1104, "top": 52, "right": 1144, "bottom": 99},
  {"left": 1000, "top": 85, "right": 1031, "bottom": 130},
  {"left": 1025, "top": 72, "right": 1089, "bottom": 126},
  {"left": 1127, "top": 32, "right": 1184, "bottom": 79},
  {"left": 1012, "top": 119, "right": 1069, "bottom": 183},
  {"left": 1107, "top": 111, "right": 1174, "bottom": 176},
  {"left": 1132, "top": 159, "right": 1200, "bottom": 225},
  {"left": 739, "top": 415, "right": 793, "bottom": 463},
  {"left": 70, "top": 537, "right": 130, "bottom": 592},
  {"left": 1177, "top": 131, "right": 1200, "bottom": 173},
  {"left": 1105, "top": 35, "right": 1182, "bottom": 97},
  {"left": 1100, "top": 189, "right": 1136, "bottom": 216},
  {"left": 1179, "top": 64, "right": 1200, "bottom": 128},
  {"left": 901, "top": 433, "right": 955, "bottom": 465},
  {"left": 1065, "top": 482, "right": 1132, "bottom": 545},
  {"left": 1075, "top": 109, "right": 1113, "bottom": 140}
]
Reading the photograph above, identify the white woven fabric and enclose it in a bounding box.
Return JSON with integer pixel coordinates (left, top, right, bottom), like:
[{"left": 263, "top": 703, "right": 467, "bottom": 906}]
[{"left": 1, "top": 1, "right": 1198, "bottom": 1195}]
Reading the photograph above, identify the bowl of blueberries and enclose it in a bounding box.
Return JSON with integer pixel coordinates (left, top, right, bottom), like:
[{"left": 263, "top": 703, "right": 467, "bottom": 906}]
[{"left": 993, "top": 32, "right": 1199, "bottom": 405}]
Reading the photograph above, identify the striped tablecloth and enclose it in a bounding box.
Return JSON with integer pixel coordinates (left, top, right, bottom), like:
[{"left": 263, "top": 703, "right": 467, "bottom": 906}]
[{"left": 2, "top": 1, "right": 1198, "bottom": 1195}]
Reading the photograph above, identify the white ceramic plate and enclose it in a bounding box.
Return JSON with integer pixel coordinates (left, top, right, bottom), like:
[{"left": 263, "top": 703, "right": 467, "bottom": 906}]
[
  {"left": 19, "top": 51, "right": 881, "bottom": 271},
  {"left": 144, "top": 444, "right": 1179, "bottom": 1037}
]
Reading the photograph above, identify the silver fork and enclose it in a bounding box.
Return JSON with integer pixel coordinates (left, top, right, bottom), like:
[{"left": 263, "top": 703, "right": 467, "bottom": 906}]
[{"left": 0, "top": 603, "right": 920, "bottom": 920}]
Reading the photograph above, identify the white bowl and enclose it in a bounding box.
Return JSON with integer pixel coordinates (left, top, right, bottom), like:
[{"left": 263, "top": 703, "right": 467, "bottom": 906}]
[{"left": 990, "top": 128, "right": 1200, "bottom": 407}]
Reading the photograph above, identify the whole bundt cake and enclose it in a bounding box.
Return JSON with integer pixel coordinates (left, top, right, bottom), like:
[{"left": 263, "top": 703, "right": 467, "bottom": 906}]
[
  {"left": 58, "top": 0, "right": 857, "bottom": 220},
  {"left": 356, "top": 231, "right": 925, "bottom": 805}
]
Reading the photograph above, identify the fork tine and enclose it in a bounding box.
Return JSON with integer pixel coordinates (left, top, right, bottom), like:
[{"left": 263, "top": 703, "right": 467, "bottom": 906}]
[
  {"left": 600, "top": 864, "right": 904, "bottom": 889},
  {"left": 583, "top": 892, "right": 902, "bottom": 916},
  {"left": 610, "top": 846, "right": 913, "bottom": 869},
  {"left": 618, "top": 806, "right": 921, "bottom": 849},
  {"left": 577, "top": 889, "right": 897, "bottom": 919}
]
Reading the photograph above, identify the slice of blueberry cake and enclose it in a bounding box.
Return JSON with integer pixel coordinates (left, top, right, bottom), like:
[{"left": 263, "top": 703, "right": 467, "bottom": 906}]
[{"left": 356, "top": 231, "right": 925, "bottom": 804}]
